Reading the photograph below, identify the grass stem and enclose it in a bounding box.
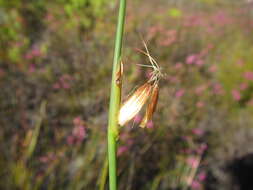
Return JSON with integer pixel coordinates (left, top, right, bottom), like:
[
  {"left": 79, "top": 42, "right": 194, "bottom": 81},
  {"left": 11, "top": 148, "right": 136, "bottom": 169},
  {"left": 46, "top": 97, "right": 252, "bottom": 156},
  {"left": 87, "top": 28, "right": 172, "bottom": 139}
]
[{"left": 107, "top": 0, "right": 126, "bottom": 189}]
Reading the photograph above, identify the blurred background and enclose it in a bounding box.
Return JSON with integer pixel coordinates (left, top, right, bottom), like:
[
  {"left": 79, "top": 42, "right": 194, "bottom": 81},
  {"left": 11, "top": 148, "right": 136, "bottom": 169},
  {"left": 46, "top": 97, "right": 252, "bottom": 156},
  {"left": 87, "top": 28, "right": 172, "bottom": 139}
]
[{"left": 1, "top": 0, "right": 253, "bottom": 189}]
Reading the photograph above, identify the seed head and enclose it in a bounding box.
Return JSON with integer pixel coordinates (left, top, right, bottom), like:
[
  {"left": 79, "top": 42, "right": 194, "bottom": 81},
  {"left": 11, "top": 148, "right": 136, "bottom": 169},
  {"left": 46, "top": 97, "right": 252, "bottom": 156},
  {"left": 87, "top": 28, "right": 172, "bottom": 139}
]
[{"left": 118, "top": 82, "right": 153, "bottom": 126}]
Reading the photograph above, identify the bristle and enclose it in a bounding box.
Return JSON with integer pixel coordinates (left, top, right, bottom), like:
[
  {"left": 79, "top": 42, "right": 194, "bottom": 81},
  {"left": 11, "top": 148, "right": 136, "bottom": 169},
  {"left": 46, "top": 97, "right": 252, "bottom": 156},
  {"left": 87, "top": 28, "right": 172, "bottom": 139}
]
[
  {"left": 118, "top": 82, "right": 152, "bottom": 126},
  {"left": 140, "top": 83, "right": 159, "bottom": 128}
]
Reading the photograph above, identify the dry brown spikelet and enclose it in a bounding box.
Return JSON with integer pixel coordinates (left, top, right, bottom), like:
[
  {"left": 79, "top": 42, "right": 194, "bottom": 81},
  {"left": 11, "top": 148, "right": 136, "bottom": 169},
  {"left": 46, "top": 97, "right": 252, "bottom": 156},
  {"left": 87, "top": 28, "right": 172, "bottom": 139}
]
[
  {"left": 139, "top": 83, "right": 159, "bottom": 128},
  {"left": 118, "top": 82, "right": 152, "bottom": 126}
]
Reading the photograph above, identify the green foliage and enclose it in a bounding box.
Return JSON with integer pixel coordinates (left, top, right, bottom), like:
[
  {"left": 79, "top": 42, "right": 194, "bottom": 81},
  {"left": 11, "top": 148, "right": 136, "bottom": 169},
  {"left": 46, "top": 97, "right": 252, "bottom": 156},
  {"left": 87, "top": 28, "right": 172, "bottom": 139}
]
[
  {"left": 61, "top": 0, "right": 112, "bottom": 27},
  {"left": 168, "top": 8, "right": 182, "bottom": 18}
]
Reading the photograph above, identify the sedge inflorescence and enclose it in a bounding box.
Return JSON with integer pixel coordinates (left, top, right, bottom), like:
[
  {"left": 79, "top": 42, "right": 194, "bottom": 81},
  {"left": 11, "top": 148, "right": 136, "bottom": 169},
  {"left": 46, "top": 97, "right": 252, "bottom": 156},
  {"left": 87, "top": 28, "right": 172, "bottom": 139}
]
[{"left": 118, "top": 40, "right": 164, "bottom": 128}]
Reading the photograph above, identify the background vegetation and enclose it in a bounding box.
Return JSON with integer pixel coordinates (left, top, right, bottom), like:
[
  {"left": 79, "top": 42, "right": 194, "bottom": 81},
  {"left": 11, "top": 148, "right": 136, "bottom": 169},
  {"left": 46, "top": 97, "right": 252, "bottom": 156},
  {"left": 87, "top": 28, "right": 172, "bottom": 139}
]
[{"left": 1, "top": 0, "right": 253, "bottom": 189}]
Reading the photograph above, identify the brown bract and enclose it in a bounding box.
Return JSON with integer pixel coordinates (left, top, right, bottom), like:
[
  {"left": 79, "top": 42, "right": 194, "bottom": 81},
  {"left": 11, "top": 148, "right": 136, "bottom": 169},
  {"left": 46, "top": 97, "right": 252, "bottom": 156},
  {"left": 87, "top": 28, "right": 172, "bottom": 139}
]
[
  {"left": 140, "top": 83, "right": 159, "bottom": 128},
  {"left": 118, "top": 82, "right": 153, "bottom": 126}
]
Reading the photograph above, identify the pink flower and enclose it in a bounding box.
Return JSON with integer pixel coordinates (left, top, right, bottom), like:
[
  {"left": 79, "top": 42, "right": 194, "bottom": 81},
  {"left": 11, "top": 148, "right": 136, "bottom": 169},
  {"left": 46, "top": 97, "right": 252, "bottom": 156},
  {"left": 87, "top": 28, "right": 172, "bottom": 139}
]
[
  {"left": 213, "top": 83, "right": 224, "bottom": 95},
  {"left": 73, "top": 116, "right": 82, "bottom": 126},
  {"left": 61, "top": 74, "right": 72, "bottom": 80},
  {"left": 54, "top": 74, "right": 73, "bottom": 89},
  {"left": 236, "top": 60, "right": 244, "bottom": 67},
  {"left": 174, "top": 62, "right": 183, "bottom": 70},
  {"left": 192, "top": 128, "right": 204, "bottom": 136},
  {"left": 117, "top": 146, "right": 128, "bottom": 156},
  {"left": 67, "top": 117, "right": 86, "bottom": 145},
  {"left": 184, "top": 15, "right": 202, "bottom": 27},
  {"left": 25, "top": 53, "right": 33, "bottom": 60},
  {"left": 198, "top": 171, "right": 207, "bottom": 181},
  {"left": 72, "top": 125, "right": 86, "bottom": 142},
  {"left": 181, "top": 136, "right": 191, "bottom": 142},
  {"left": 29, "top": 64, "right": 35, "bottom": 73},
  {"left": 191, "top": 180, "right": 201, "bottom": 189},
  {"left": 186, "top": 54, "right": 197, "bottom": 64},
  {"left": 195, "top": 85, "right": 206, "bottom": 95},
  {"left": 206, "top": 43, "right": 214, "bottom": 50},
  {"left": 13, "top": 41, "right": 23, "bottom": 47},
  {"left": 39, "top": 156, "right": 49, "bottom": 163},
  {"left": 239, "top": 83, "right": 248, "bottom": 90},
  {"left": 212, "top": 11, "right": 232, "bottom": 26},
  {"left": 199, "top": 44, "right": 213, "bottom": 57},
  {"left": 53, "top": 82, "right": 60, "bottom": 89},
  {"left": 232, "top": 89, "right": 241, "bottom": 101},
  {"left": 158, "top": 30, "right": 177, "bottom": 46},
  {"left": 243, "top": 71, "right": 253, "bottom": 81},
  {"left": 147, "top": 25, "right": 163, "bottom": 40},
  {"left": 67, "top": 136, "right": 74, "bottom": 145},
  {"left": 208, "top": 65, "right": 217, "bottom": 72},
  {"left": 39, "top": 153, "right": 55, "bottom": 163},
  {"left": 147, "top": 120, "right": 154, "bottom": 128},
  {"left": 206, "top": 25, "right": 214, "bottom": 33},
  {"left": 196, "top": 101, "right": 205, "bottom": 108},
  {"left": 187, "top": 157, "right": 200, "bottom": 169},
  {"left": 62, "top": 82, "right": 70, "bottom": 89},
  {"left": 167, "top": 76, "right": 179, "bottom": 83},
  {"left": 195, "top": 59, "right": 204, "bottom": 66},
  {"left": 134, "top": 114, "right": 142, "bottom": 123},
  {"left": 158, "top": 37, "right": 176, "bottom": 47},
  {"left": 32, "top": 47, "right": 42, "bottom": 57},
  {"left": 197, "top": 143, "right": 208, "bottom": 154},
  {"left": 45, "top": 13, "right": 53, "bottom": 22},
  {"left": 175, "top": 89, "right": 185, "bottom": 98}
]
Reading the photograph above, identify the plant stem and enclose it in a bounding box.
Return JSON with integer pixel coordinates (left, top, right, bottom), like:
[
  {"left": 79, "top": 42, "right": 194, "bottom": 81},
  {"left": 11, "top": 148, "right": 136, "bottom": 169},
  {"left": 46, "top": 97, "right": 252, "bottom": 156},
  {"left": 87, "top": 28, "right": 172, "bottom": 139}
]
[
  {"left": 25, "top": 101, "right": 47, "bottom": 160},
  {"left": 107, "top": 0, "right": 126, "bottom": 190},
  {"left": 98, "top": 156, "right": 108, "bottom": 190}
]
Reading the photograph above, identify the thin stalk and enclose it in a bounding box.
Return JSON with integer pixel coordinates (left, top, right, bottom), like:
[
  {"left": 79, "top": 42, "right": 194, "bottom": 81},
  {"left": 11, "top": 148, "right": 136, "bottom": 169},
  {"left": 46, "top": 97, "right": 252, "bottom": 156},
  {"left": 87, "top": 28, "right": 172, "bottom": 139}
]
[
  {"left": 98, "top": 157, "right": 108, "bottom": 190},
  {"left": 25, "top": 101, "right": 47, "bottom": 160},
  {"left": 107, "top": 0, "right": 126, "bottom": 190}
]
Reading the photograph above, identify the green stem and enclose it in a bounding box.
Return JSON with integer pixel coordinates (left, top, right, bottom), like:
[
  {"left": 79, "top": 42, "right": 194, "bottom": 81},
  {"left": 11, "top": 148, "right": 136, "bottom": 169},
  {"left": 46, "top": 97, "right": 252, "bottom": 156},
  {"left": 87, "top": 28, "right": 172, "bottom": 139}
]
[
  {"left": 107, "top": 0, "right": 126, "bottom": 190},
  {"left": 98, "top": 156, "right": 108, "bottom": 190}
]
